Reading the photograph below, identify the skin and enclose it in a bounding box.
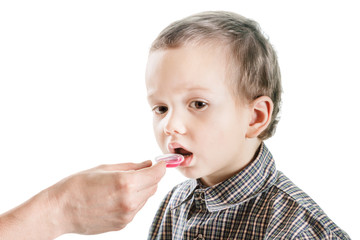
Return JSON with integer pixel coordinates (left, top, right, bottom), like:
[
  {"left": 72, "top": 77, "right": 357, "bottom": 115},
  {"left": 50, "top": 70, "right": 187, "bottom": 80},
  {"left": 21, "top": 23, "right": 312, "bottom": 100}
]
[
  {"left": 146, "top": 44, "right": 273, "bottom": 187},
  {"left": 0, "top": 160, "right": 166, "bottom": 239}
]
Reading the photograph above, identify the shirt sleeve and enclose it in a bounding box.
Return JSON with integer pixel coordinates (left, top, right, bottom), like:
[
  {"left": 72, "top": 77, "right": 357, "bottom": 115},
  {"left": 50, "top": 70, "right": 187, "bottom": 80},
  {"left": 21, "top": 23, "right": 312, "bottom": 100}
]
[{"left": 294, "top": 227, "right": 352, "bottom": 240}]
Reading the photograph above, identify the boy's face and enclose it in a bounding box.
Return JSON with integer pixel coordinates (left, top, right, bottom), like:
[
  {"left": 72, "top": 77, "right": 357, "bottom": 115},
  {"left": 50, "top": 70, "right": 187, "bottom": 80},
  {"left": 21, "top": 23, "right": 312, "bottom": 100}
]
[{"left": 146, "top": 45, "right": 255, "bottom": 186}]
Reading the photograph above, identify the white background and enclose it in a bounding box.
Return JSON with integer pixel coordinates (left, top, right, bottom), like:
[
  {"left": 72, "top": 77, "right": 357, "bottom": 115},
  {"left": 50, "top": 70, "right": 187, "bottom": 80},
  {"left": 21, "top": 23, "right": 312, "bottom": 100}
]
[{"left": 0, "top": 0, "right": 359, "bottom": 239}]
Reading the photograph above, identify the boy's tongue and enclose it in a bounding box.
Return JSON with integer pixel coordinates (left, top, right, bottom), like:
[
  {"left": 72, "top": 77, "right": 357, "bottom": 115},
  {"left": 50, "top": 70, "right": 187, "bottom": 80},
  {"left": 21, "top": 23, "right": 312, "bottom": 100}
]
[{"left": 176, "top": 148, "right": 192, "bottom": 156}]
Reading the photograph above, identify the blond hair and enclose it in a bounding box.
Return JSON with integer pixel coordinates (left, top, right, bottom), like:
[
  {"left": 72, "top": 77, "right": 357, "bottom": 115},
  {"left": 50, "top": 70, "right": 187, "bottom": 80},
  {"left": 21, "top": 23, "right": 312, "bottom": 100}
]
[{"left": 150, "top": 11, "right": 282, "bottom": 140}]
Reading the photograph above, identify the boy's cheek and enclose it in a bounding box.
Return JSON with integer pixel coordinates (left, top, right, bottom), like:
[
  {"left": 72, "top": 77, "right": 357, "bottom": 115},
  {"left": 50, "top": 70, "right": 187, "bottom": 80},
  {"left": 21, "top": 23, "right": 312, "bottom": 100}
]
[
  {"left": 155, "top": 129, "right": 169, "bottom": 152},
  {"left": 152, "top": 121, "right": 163, "bottom": 136},
  {"left": 154, "top": 131, "right": 165, "bottom": 147}
]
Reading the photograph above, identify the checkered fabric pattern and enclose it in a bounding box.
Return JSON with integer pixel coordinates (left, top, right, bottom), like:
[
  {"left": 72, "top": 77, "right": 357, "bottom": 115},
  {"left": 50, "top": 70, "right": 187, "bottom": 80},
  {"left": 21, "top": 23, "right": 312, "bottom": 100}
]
[{"left": 148, "top": 143, "right": 350, "bottom": 240}]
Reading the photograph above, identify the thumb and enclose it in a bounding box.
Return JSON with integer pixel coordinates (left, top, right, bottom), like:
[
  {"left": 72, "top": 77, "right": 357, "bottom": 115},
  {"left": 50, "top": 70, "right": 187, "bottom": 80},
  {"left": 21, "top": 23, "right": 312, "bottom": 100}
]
[{"left": 99, "top": 160, "right": 153, "bottom": 171}]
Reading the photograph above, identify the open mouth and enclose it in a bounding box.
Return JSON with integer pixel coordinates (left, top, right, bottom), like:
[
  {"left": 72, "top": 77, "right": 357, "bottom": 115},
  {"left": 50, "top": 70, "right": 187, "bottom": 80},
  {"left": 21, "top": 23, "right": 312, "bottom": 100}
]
[
  {"left": 174, "top": 147, "right": 193, "bottom": 158},
  {"left": 167, "top": 143, "right": 194, "bottom": 166}
]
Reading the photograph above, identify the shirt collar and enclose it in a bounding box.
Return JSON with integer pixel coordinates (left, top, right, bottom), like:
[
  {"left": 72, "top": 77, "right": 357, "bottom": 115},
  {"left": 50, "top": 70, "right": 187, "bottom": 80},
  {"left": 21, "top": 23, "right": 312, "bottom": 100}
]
[{"left": 170, "top": 143, "right": 278, "bottom": 212}]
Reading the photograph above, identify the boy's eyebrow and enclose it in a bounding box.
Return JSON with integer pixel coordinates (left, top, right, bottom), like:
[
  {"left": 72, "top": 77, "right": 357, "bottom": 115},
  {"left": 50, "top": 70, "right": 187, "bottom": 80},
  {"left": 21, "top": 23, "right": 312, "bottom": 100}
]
[
  {"left": 184, "top": 86, "right": 211, "bottom": 92},
  {"left": 146, "top": 91, "right": 157, "bottom": 100},
  {"left": 147, "top": 86, "right": 212, "bottom": 100}
]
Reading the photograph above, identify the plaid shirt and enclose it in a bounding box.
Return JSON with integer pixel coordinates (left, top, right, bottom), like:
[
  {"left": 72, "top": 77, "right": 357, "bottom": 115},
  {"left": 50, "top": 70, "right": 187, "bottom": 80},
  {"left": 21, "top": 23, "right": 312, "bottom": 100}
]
[{"left": 148, "top": 143, "right": 350, "bottom": 240}]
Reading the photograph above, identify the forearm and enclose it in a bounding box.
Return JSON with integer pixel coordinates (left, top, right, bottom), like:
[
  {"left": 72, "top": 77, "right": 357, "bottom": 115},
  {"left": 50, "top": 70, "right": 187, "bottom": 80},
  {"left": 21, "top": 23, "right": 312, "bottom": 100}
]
[{"left": 0, "top": 187, "right": 64, "bottom": 240}]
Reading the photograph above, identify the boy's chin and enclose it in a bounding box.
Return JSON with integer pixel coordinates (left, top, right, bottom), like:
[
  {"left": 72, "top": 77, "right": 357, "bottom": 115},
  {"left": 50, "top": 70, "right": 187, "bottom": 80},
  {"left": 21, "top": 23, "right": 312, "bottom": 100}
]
[
  {"left": 177, "top": 168, "right": 201, "bottom": 180},
  {"left": 177, "top": 168, "right": 209, "bottom": 181}
]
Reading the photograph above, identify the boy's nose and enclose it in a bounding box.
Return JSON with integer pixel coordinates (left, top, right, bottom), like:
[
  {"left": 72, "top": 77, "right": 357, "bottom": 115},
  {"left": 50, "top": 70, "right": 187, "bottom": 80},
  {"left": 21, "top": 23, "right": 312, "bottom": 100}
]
[{"left": 163, "top": 112, "right": 186, "bottom": 135}]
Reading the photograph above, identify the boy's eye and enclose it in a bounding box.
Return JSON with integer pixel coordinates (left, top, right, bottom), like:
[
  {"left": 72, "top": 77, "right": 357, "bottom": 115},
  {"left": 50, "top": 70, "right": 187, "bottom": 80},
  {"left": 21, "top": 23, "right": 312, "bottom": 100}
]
[
  {"left": 189, "top": 101, "right": 208, "bottom": 110},
  {"left": 153, "top": 106, "right": 168, "bottom": 114}
]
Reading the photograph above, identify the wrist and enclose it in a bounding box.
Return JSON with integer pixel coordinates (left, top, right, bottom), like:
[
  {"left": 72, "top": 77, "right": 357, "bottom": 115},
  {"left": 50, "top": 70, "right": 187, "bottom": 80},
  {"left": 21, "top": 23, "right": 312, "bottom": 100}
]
[
  {"left": 42, "top": 179, "right": 73, "bottom": 237},
  {"left": 29, "top": 187, "right": 66, "bottom": 240}
]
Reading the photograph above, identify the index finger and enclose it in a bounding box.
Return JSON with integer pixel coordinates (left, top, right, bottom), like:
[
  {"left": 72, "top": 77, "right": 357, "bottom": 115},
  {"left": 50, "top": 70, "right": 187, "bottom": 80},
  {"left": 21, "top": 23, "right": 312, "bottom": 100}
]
[
  {"left": 131, "top": 161, "right": 167, "bottom": 190},
  {"left": 97, "top": 160, "right": 153, "bottom": 172}
]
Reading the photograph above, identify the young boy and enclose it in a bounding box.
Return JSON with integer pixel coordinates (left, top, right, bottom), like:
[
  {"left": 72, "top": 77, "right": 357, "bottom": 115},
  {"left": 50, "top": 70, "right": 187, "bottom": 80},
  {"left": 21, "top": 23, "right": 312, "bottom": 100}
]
[{"left": 145, "top": 11, "right": 350, "bottom": 239}]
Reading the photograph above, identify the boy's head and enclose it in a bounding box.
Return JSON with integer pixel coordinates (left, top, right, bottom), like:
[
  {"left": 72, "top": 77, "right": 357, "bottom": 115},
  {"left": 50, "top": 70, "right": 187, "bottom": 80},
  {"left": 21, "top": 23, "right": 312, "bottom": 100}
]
[
  {"left": 150, "top": 11, "right": 282, "bottom": 140},
  {"left": 146, "top": 11, "right": 282, "bottom": 186}
]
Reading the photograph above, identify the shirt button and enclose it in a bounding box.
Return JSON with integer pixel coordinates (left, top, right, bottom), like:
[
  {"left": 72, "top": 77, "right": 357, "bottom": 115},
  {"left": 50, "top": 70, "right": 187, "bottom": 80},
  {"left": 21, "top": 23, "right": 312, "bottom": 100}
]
[{"left": 197, "top": 233, "right": 203, "bottom": 239}]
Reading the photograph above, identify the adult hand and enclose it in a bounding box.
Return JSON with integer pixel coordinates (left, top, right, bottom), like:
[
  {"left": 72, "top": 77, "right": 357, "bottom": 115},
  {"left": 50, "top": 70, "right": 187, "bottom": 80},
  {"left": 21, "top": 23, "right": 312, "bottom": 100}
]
[{"left": 0, "top": 160, "right": 166, "bottom": 240}]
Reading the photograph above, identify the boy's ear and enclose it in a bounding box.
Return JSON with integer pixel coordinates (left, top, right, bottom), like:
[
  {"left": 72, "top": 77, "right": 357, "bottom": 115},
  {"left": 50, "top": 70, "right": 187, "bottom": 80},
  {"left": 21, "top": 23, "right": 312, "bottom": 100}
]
[{"left": 246, "top": 96, "right": 274, "bottom": 139}]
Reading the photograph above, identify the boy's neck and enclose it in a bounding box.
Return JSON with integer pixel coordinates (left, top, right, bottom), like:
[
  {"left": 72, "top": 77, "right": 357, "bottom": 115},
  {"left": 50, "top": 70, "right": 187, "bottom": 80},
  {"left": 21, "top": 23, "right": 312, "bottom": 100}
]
[{"left": 200, "top": 138, "right": 262, "bottom": 187}]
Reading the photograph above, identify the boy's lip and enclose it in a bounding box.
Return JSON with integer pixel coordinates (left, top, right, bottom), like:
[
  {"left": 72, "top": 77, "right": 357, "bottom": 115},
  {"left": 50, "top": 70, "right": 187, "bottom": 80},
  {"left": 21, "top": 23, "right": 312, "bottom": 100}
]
[
  {"left": 168, "top": 142, "right": 186, "bottom": 153},
  {"left": 179, "top": 153, "right": 193, "bottom": 167},
  {"left": 168, "top": 142, "right": 194, "bottom": 167},
  {"left": 168, "top": 142, "right": 192, "bottom": 154}
]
